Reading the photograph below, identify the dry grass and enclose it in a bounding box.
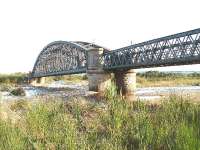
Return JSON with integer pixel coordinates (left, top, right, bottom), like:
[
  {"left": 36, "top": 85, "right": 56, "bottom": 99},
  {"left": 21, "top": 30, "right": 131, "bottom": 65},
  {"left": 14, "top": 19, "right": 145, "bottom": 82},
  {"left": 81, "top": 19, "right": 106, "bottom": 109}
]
[
  {"left": 137, "top": 76, "right": 200, "bottom": 87},
  {"left": 0, "top": 93, "right": 200, "bottom": 149}
]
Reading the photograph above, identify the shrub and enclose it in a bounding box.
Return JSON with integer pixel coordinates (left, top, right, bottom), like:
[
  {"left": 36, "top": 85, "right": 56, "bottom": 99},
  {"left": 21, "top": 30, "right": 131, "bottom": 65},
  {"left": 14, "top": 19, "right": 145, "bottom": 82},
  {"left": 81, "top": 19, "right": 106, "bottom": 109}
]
[
  {"left": 0, "top": 73, "right": 27, "bottom": 84},
  {"left": 10, "top": 87, "right": 26, "bottom": 96}
]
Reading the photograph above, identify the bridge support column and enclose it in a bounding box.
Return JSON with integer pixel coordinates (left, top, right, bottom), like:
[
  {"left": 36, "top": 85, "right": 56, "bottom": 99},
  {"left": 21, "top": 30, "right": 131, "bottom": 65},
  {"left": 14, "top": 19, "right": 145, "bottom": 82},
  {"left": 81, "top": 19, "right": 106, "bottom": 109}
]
[
  {"left": 38, "top": 77, "right": 46, "bottom": 85},
  {"left": 30, "top": 77, "right": 46, "bottom": 86},
  {"left": 29, "top": 78, "right": 37, "bottom": 85},
  {"left": 87, "top": 48, "right": 111, "bottom": 94},
  {"left": 114, "top": 69, "right": 136, "bottom": 101}
]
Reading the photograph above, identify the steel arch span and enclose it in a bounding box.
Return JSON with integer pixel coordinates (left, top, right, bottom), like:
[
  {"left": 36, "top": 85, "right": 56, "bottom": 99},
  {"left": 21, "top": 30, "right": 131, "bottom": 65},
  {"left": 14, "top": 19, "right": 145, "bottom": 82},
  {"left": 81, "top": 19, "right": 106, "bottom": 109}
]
[{"left": 32, "top": 41, "right": 106, "bottom": 78}]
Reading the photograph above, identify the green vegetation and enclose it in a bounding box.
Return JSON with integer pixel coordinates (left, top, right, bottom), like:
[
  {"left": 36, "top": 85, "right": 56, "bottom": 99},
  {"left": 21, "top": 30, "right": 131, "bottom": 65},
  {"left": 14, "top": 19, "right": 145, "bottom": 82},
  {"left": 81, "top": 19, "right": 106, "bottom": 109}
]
[
  {"left": 0, "top": 73, "right": 88, "bottom": 96},
  {"left": 10, "top": 99, "right": 30, "bottom": 112},
  {"left": 0, "top": 73, "right": 27, "bottom": 84},
  {"left": 0, "top": 71, "right": 200, "bottom": 149},
  {"left": 10, "top": 87, "right": 26, "bottom": 96},
  {"left": 137, "top": 71, "right": 200, "bottom": 87},
  {"left": 45, "top": 74, "right": 88, "bottom": 83},
  {"left": 0, "top": 73, "right": 87, "bottom": 93},
  {"left": 1, "top": 71, "right": 200, "bottom": 88},
  {"left": 0, "top": 84, "right": 200, "bottom": 149}
]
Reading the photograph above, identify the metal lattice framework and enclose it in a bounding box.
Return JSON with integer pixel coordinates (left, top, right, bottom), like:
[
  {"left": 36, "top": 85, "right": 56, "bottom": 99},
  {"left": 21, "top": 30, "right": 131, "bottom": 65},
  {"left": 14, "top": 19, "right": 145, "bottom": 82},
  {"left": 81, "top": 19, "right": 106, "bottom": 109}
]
[
  {"left": 103, "top": 28, "right": 200, "bottom": 70},
  {"left": 32, "top": 28, "right": 200, "bottom": 78},
  {"left": 32, "top": 41, "right": 107, "bottom": 77}
]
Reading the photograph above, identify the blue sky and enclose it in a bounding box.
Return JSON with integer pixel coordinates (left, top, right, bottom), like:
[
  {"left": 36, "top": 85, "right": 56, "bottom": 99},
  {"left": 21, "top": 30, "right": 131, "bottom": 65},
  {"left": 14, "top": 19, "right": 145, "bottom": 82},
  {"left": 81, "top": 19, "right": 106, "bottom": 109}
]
[{"left": 0, "top": 0, "right": 200, "bottom": 73}]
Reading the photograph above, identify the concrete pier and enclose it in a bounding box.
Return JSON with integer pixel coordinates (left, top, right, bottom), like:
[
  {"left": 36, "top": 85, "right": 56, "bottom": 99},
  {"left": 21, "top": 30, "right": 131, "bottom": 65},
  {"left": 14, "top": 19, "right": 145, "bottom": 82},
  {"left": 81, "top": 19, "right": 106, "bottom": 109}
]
[
  {"left": 114, "top": 69, "right": 136, "bottom": 101},
  {"left": 30, "top": 77, "right": 46, "bottom": 86},
  {"left": 87, "top": 48, "right": 111, "bottom": 93}
]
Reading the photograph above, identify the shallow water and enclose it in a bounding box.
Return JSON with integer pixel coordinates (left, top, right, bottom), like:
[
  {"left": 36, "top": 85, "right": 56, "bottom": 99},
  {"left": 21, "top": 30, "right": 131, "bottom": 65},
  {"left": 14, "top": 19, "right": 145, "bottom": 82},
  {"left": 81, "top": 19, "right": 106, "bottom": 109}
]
[
  {"left": 1, "top": 81, "right": 200, "bottom": 101},
  {"left": 136, "top": 86, "right": 200, "bottom": 95}
]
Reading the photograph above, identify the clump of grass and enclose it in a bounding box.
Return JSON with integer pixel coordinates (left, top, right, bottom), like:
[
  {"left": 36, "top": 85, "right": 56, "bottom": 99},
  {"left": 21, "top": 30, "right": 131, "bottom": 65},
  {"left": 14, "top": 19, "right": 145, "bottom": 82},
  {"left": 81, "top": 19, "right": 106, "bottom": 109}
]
[
  {"left": 0, "top": 121, "right": 28, "bottom": 149},
  {"left": 0, "top": 83, "right": 13, "bottom": 92},
  {"left": 137, "top": 71, "right": 200, "bottom": 87},
  {"left": 24, "top": 101, "right": 78, "bottom": 149},
  {"left": 10, "top": 100, "right": 30, "bottom": 112}
]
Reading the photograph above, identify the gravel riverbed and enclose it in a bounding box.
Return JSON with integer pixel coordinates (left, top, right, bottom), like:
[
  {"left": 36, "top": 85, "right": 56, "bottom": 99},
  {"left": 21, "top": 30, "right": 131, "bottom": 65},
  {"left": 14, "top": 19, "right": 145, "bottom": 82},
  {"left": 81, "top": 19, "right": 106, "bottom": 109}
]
[{"left": 1, "top": 81, "right": 200, "bottom": 101}]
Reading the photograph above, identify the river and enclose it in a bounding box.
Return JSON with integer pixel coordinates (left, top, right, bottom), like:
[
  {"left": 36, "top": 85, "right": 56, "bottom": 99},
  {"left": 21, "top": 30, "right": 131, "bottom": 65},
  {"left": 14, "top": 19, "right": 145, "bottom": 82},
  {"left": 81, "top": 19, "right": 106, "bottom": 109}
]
[{"left": 1, "top": 81, "right": 200, "bottom": 101}]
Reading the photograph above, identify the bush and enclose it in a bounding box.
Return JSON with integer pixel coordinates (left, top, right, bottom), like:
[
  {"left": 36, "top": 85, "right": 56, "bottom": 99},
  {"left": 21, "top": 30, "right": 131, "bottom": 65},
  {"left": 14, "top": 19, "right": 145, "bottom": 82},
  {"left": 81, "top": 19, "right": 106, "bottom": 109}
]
[
  {"left": 0, "top": 73, "right": 27, "bottom": 84},
  {"left": 10, "top": 88, "right": 26, "bottom": 96}
]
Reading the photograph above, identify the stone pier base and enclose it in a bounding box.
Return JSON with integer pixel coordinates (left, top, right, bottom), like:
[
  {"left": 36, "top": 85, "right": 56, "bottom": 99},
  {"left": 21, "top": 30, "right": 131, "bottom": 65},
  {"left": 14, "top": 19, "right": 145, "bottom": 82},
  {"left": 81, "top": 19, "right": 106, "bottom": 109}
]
[
  {"left": 38, "top": 77, "right": 46, "bottom": 85},
  {"left": 29, "top": 78, "right": 37, "bottom": 85},
  {"left": 30, "top": 77, "right": 46, "bottom": 86},
  {"left": 87, "top": 70, "right": 111, "bottom": 92},
  {"left": 114, "top": 69, "right": 136, "bottom": 101},
  {"left": 87, "top": 48, "right": 111, "bottom": 94}
]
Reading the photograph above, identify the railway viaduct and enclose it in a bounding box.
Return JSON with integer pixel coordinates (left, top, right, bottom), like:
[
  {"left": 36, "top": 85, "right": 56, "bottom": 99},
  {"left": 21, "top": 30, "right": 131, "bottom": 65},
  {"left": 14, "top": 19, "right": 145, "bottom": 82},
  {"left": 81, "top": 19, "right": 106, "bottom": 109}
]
[{"left": 31, "top": 28, "right": 200, "bottom": 100}]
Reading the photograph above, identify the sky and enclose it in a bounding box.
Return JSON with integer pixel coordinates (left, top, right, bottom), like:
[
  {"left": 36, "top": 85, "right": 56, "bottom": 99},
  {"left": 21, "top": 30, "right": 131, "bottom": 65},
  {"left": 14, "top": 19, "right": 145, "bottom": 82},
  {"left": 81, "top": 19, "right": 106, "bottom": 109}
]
[{"left": 0, "top": 0, "right": 200, "bottom": 73}]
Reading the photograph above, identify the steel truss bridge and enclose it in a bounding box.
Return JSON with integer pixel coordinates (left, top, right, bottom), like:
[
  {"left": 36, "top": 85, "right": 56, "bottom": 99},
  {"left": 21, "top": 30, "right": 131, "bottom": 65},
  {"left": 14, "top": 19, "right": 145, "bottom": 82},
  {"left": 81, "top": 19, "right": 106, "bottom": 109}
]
[{"left": 32, "top": 28, "right": 200, "bottom": 78}]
